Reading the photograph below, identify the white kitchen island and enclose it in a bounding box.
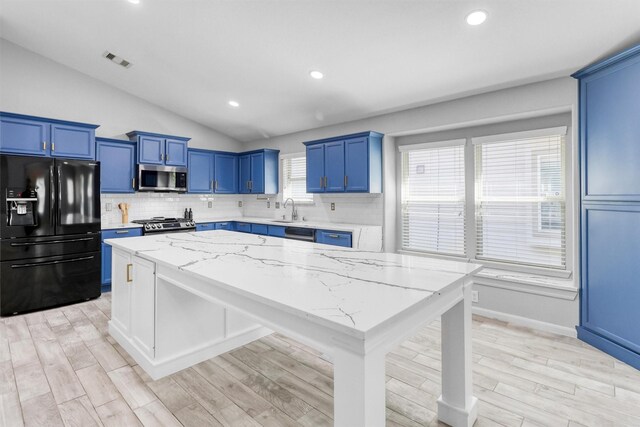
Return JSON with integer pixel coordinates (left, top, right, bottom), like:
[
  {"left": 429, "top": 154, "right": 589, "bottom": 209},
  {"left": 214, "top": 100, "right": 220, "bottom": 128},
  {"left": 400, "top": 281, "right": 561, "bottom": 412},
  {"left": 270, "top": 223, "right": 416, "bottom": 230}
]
[{"left": 106, "top": 230, "right": 482, "bottom": 427}]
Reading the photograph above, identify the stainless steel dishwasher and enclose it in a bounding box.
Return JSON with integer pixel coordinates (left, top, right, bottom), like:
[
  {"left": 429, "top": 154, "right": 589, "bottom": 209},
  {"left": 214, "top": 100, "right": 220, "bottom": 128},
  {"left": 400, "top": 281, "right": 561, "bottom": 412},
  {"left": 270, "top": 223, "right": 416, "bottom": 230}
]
[{"left": 284, "top": 226, "right": 315, "bottom": 242}]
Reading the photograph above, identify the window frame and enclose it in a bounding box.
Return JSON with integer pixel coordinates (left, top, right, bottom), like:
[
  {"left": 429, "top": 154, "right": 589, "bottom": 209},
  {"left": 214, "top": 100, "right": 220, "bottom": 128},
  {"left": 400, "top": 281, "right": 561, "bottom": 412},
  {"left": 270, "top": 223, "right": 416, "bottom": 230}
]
[
  {"left": 397, "top": 125, "right": 573, "bottom": 279},
  {"left": 280, "top": 152, "right": 314, "bottom": 204}
]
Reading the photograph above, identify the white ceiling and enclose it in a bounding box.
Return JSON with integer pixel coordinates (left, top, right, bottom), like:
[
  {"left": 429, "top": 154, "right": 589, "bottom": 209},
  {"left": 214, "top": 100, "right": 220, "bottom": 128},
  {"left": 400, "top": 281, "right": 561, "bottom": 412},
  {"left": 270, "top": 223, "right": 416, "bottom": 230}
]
[{"left": 1, "top": 1, "right": 640, "bottom": 143}]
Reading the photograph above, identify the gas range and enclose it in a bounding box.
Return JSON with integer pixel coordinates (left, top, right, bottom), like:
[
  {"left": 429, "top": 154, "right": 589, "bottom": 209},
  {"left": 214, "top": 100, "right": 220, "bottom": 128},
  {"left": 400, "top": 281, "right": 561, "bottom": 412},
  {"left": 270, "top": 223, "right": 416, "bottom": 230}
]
[{"left": 131, "top": 217, "right": 196, "bottom": 234}]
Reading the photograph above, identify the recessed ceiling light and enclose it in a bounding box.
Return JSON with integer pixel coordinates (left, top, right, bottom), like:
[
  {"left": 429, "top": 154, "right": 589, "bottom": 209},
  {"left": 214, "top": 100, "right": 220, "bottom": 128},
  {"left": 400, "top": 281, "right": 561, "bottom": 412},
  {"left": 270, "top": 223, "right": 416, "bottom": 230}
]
[
  {"left": 127, "top": 0, "right": 140, "bottom": 4},
  {"left": 466, "top": 10, "right": 487, "bottom": 26},
  {"left": 309, "top": 70, "right": 324, "bottom": 80},
  {"left": 228, "top": 100, "right": 240, "bottom": 108}
]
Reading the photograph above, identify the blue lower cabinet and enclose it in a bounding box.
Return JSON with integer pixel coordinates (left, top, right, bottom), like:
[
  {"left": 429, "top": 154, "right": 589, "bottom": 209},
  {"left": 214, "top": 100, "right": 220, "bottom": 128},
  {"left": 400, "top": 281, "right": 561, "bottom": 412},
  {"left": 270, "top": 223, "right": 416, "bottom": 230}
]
[
  {"left": 215, "top": 222, "right": 235, "bottom": 230},
  {"left": 236, "top": 222, "right": 251, "bottom": 233},
  {"left": 251, "top": 224, "right": 268, "bottom": 235},
  {"left": 195, "top": 223, "right": 215, "bottom": 232},
  {"left": 316, "top": 230, "right": 352, "bottom": 248},
  {"left": 101, "top": 228, "right": 143, "bottom": 291},
  {"left": 267, "top": 225, "right": 285, "bottom": 238}
]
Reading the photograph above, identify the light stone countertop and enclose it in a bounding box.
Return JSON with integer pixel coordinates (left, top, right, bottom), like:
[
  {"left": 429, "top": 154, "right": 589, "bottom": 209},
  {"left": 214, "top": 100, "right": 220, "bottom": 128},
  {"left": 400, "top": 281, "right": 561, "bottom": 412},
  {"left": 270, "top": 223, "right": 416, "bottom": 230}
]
[
  {"left": 106, "top": 230, "right": 481, "bottom": 338},
  {"left": 101, "top": 222, "right": 144, "bottom": 230}
]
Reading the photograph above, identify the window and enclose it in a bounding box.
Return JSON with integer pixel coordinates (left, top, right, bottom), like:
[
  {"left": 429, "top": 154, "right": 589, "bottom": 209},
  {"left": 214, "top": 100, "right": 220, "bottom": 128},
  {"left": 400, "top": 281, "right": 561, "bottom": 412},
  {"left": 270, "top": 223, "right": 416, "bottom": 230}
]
[
  {"left": 400, "top": 141, "right": 466, "bottom": 256},
  {"left": 474, "top": 132, "right": 566, "bottom": 268},
  {"left": 399, "top": 125, "right": 568, "bottom": 272},
  {"left": 282, "top": 155, "right": 313, "bottom": 203}
]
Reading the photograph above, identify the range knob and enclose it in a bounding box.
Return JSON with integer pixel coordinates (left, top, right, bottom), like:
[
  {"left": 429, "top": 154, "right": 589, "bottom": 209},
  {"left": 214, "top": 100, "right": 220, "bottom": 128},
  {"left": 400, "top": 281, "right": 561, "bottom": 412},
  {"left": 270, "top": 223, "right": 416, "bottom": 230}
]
[
  {"left": 157, "top": 224, "right": 163, "bottom": 229},
  {"left": 144, "top": 224, "right": 150, "bottom": 230},
  {"left": 151, "top": 224, "right": 157, "bottom": 229}
]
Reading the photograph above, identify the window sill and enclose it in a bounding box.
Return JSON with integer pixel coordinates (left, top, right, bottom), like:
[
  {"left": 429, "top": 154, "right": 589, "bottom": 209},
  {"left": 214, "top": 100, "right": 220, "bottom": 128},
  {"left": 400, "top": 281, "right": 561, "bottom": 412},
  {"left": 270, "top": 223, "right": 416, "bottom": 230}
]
[{"left": 397, "top": 249, "right": 578, "bottom": 300}]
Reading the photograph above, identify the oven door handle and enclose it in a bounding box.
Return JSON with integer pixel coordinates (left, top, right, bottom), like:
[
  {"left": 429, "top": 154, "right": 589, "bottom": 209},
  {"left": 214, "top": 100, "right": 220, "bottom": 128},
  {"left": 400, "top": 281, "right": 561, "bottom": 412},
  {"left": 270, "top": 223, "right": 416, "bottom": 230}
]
[
  {"left": 10, "top": 255, "right": 95, "bottom": 269},
  {"left": 10, "top": 237, "right": 94, "bottom": 247}
]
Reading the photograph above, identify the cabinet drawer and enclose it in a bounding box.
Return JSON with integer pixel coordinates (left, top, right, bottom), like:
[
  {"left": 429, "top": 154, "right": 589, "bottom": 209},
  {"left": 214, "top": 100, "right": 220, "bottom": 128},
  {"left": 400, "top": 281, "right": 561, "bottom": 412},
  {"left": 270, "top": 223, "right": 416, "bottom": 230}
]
[
  {"left": 251, "top": 224, "right": 268, "bottom": 235},
  {"left": 236, "top": 222, "right": 251, "bottom": 233},
  {"left": 316, "top": 230, "right": 352, "bottom": 248},
  {"left": 268, "top": 225, "right": 285, "bottom": 238},
  {"left": 215, "top": 222, "right": 235, "bottom": 230},
  {"left": 102, "top": 228, "right": 143, "bottom": 241},
  {"left": 195, "top": 223, "right": 215, "bottom": 232}
]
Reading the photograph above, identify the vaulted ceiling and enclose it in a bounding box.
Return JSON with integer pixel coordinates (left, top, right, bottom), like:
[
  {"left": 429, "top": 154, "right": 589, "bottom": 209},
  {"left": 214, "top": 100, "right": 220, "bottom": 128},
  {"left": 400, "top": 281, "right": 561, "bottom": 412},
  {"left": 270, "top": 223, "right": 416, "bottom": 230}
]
[{"left": 1, "top": 0, "right": 639, "bottom": 143}]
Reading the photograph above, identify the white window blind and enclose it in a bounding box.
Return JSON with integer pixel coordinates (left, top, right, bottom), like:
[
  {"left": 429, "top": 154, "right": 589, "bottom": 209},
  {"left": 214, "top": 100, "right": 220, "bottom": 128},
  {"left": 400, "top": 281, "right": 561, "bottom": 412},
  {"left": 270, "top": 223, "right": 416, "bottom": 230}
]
[
  {"left": 401, "top": 142, "right": 466, "bottom": 256},
  {"left": 282, "top": 155, "right": 313, "bottom": 203},
  {"left": 474, "top": 133, "right": 566, "bottom": 268}
]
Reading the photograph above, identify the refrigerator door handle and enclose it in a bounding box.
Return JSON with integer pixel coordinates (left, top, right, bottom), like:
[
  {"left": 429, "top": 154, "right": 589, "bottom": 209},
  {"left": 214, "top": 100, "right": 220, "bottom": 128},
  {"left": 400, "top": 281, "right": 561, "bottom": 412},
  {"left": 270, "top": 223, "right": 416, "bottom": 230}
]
[
  {"left": 57, "top": 165, "right": 62, "bottom": 225},
  {"left": 10, "top": 237, "right": 94, "bottom": 247},
  {"left": 50, "top": 164, "right": 56, "bottom": 227},
  {"left": 10, "top": 255, "right": 95, "bottom": 269}
]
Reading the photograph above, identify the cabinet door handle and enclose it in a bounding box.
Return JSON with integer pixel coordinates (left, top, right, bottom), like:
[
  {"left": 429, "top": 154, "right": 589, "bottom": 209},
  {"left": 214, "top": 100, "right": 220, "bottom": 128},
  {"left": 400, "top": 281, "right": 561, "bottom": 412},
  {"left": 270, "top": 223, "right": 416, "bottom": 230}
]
[
  {"left": 42, "top": 141, "right": 47, "bottom": 150},
  {"left": 132, "top": 178, "right": 135, "bottom": 189},
  {"left": 344, "top": 175, "right": 348, "bottom": 187},
  {"left": 249, "top": 180, "right": 252, "bottom": 191},
  {"left": 51, "top": 142, "right": 55, "bottom": 151},
  {"left": 328, "top": 234, "right": 340, "bottom": 238},
  {"left": 211, "top": 180, "right": 214, "bottom": 190},
  {"left": 166, "top": 154, "right": 169, "bottom": 162},
  {"left": 214, "top": 180, "right": 218, "bottom": 190},
  {"left": 115, "top": 230, "right": 130, "bottom": 234},
  {"left": 126, "top": 263, "right": 133, "bottom": 282}
]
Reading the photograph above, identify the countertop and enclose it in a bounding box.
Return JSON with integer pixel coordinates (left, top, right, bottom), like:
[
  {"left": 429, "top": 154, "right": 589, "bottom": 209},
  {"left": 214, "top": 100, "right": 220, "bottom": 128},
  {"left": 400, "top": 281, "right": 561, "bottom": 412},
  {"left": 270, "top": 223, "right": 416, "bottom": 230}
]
[
  {"left": 194, "top": 216, "right": 379, "bottom": 233},
  {"left": 106, "top": 231, "right": 481, "bottom": 337}
]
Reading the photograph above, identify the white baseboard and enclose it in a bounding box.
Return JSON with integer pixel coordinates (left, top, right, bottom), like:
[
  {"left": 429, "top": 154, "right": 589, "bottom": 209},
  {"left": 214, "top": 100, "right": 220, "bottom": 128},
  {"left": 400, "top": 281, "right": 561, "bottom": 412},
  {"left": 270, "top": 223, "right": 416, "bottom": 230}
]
[{"left": 472, "top": 306, "right": 577, "bottom": 338}]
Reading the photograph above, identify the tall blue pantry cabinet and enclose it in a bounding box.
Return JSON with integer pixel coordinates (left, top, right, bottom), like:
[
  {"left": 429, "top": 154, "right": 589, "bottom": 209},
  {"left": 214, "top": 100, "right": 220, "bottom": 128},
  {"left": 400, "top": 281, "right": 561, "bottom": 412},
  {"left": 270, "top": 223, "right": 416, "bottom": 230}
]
[{"left": 573, "top": 44, "right": 640, "bottom": 369}]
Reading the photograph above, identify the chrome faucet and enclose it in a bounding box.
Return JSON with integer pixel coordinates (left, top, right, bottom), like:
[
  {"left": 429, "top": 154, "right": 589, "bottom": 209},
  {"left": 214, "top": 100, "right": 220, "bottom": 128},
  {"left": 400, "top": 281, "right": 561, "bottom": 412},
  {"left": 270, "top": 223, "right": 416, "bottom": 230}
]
[{"left": 283, "top": 198, "right": 297, "bottom": 221}]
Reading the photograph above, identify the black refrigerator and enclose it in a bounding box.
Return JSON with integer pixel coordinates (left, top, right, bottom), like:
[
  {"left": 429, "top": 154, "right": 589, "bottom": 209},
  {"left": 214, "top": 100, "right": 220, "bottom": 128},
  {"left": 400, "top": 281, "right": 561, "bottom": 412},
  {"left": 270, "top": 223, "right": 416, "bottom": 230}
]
[{"left": 0, "top": 154, "right": 101, "bottom": 316}]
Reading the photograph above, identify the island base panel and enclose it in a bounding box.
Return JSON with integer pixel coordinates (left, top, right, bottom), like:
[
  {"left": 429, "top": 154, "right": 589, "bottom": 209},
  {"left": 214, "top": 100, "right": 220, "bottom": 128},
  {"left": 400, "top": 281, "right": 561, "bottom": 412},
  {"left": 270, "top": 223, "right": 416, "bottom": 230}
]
[{"left": 437, "top": 284, "right": 478, "bottom": 427}]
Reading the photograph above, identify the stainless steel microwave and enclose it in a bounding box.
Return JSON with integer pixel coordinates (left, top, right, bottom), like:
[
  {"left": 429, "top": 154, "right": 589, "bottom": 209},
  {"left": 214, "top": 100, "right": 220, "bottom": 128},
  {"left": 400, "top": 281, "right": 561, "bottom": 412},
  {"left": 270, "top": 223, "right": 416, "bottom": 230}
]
[{"left": 137, "top": 164, "right": 187, "bottom": 192}]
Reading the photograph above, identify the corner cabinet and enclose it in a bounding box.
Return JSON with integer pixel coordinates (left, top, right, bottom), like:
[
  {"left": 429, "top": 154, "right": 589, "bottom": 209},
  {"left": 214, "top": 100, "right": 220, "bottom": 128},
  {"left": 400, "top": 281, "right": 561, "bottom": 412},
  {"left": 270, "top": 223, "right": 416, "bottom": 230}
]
[
  {"left": 96, "top": 138, "right": 136, "bottom": 193},
  {"left": 573, "top": 44, "right": 640, "bottom": 370},
  {"left": 127, "top": 131, "right": 189, "bottom": 167},
  {"left": 0, "top": 112, "right": 98, "bottom": 159},
  {"left": 304, "top": 131, "right": 383, "bottom": 193},
  {"left": 238, "top": 149, "right": 279, "bottom": 194},
  {"left": 187, "top": 149, "right": 239, "bottom": 194}
]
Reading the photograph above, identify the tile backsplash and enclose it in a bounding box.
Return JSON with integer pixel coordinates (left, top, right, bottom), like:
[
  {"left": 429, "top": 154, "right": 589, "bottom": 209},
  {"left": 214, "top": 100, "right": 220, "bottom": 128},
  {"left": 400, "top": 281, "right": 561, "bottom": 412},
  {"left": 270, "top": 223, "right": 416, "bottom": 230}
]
[
  {"left": 100, "top": 193, "right": 243, "bottom": 225},
  {"left": 101, "top": 192, "right": 383, "bottom": 226},
  {"left": 242, "top": 193, "right": 383, "bottom": 226}
]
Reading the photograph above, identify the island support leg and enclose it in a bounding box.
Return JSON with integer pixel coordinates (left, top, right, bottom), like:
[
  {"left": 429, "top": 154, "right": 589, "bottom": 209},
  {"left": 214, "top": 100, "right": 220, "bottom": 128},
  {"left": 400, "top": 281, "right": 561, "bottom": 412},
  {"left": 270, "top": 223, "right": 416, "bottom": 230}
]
[
  {"left": 333, "top": 346, "right": 386, "bottom": 427},
  {"left": 437, "top": 280, "right": 478, "bottom": 427}
]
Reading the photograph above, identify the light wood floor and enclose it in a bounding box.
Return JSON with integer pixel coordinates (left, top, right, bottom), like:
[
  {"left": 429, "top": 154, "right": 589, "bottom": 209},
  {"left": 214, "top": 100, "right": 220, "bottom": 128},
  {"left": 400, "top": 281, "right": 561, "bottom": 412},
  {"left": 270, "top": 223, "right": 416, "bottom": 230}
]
[{"left": 1, "top": 294, "right": 639, "bottom": 427}]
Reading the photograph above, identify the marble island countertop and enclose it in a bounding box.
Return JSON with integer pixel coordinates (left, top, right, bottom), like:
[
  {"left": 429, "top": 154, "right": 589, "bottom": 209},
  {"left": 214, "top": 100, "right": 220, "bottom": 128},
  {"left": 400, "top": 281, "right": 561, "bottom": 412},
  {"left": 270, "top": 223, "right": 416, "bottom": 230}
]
[{"left": 106, "top": 231, "right": 481, "bottom": 337}]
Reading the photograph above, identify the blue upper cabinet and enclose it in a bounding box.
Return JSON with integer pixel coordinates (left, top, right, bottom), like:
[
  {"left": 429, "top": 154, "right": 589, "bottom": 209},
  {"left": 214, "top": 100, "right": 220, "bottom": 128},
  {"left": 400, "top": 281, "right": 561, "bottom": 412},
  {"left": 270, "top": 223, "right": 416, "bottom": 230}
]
[
  {"left": 165, "top": 138, "right": 188, "bottom": 167},
  {"left": 324, "top": 141, "right": 345, "bottom": 192},
  {"left": 51, "top": 124, "right": 95, "bottom": 159},
  {"left": 239, "top": 149, "right": 279, "bottom": 194},
  {"left": 0, "top": 112, "right": 98, "bottom": 159},
  {"left": 306, "top": 144, "right": 325, "bottom": 192},
  {"left": 96, "top": 138, "right": 136, "bottom": 193},
  {"left": 573, "top": 44, "right": 640, "bottom": 370},
  {"left": 187, "top": 149, "right": 239, "bottom": 194},
  {"left": 187, "top": 149, "right": 214, "bottom": 193},
  {"left": 239, "top": 154, "right": 252, "bottom": 194},
  {"left": 127, "top": 131, "right": 190, "bottom": 167},
  {"left": 304, "top": 131, "right": 383, "bottom": 193},
  {"left": 214, "top": 153, "right": 238, "bottom": 194},
  {"left": 138, "top": 135, "right": 164, "bottom": 165}
]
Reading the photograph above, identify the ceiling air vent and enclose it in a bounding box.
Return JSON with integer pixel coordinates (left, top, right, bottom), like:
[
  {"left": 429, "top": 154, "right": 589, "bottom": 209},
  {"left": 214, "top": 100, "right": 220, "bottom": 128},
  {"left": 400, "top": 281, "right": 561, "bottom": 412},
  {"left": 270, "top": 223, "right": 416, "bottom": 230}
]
[{"left": 102, "top": 51, "right": 133, "bottom": 69}]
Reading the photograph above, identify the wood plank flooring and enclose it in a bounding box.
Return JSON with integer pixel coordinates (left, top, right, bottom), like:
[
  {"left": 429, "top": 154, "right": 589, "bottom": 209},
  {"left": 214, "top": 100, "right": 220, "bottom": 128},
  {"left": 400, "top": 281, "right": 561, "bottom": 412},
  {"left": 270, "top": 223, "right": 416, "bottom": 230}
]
[{"left": 1, "top": 293, "right": 639, "bottom": 427}]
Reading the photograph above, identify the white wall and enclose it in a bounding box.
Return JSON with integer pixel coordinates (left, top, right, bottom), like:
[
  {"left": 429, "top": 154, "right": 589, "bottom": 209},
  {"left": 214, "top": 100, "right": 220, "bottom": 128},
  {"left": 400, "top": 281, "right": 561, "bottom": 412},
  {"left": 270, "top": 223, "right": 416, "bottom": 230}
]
[
  {"left": 0, "top": 39, "right": 240, "bottom": 151},
  {"left": 242, "top": 77, "right": 580, "bottom": 333}
]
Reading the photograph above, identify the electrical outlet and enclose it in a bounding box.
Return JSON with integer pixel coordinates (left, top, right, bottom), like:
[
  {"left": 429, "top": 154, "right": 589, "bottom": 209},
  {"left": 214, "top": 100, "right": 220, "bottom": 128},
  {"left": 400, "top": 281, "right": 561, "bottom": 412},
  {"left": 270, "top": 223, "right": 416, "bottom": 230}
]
[
  {"left": 207, "top": 201, "right": 212, "bottom": 208},
  {"left": 331, "top": 202, "right": 335, "bottom": 211},
  {"left": 267, "top": 201, "right": 271, "bottom": 208},
  {"left": 105, "top": 203, "right": 112, "bottom": 211},
  {"left": 275, "top": 202, "right": 280, "bottom": 209},
  {"left": 238, "top": 201, "right": 243, "bottom": 207},
  {"left": 471, "top": 291, "right": 479, "bottom": 303}
]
